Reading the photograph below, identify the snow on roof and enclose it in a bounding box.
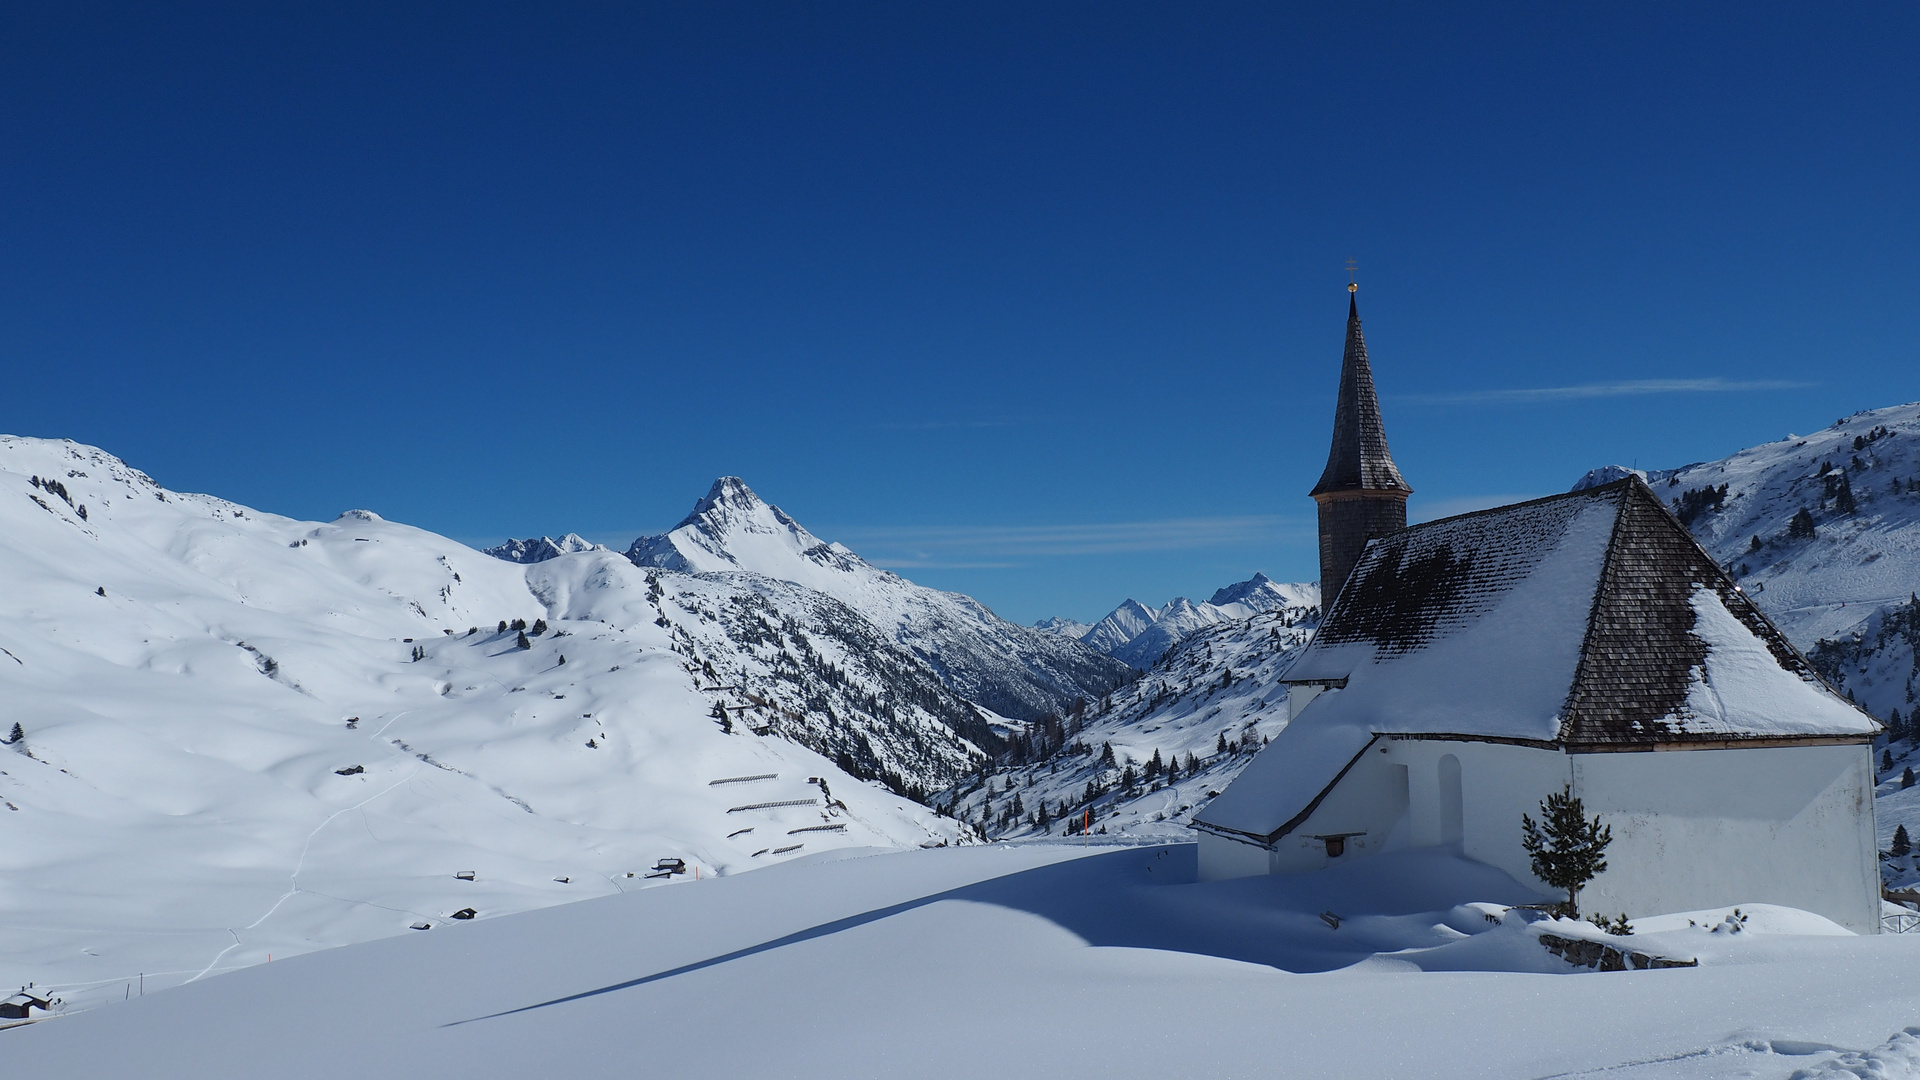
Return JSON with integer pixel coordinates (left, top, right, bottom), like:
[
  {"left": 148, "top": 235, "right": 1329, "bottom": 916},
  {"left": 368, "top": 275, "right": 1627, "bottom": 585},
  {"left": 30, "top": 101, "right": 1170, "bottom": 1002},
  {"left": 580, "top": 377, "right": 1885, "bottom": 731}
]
[
  {"left": 1189, "top": 723, "right": 1376, "bottom": 842},
  {"left": 1670, "top": 586, "right": 1875, "bottom": 738},
  {"left": 1195, "top": 478, "right": 1876, "bottom": 842},
  {"left": 1284, "top": 484, "right": 1618, "bottom": 742}
]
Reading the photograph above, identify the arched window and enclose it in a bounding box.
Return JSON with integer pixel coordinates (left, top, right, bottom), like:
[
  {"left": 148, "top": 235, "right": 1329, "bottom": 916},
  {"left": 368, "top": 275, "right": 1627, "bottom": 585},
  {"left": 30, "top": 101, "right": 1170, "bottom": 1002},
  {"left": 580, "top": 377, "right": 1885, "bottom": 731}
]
[{"left": 1438, "top": 754, "right": 1464, "bottom": 844}]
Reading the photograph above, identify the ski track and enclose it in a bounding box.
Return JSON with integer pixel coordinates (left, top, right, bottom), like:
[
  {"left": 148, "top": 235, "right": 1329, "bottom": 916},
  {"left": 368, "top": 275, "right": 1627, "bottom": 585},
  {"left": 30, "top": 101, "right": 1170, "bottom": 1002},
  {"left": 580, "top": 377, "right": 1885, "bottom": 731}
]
[{"left": 186, "top": 716, "right": 426, "bottom": 984}]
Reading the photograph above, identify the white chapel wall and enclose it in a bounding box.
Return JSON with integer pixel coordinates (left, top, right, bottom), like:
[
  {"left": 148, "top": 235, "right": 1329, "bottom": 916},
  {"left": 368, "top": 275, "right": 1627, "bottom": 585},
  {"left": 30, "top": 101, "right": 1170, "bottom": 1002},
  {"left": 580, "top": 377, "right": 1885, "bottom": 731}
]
[{"left": 1572, "top": 743, "right": 1879, "bottom": 933}]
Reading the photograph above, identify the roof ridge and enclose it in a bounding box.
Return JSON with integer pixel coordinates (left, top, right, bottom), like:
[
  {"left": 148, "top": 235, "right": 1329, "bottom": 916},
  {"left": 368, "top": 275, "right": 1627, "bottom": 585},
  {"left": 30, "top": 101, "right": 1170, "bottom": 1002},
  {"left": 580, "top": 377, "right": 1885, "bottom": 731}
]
[{"left": 1405, "top": 477, "right": 1632, "bottom": 532}]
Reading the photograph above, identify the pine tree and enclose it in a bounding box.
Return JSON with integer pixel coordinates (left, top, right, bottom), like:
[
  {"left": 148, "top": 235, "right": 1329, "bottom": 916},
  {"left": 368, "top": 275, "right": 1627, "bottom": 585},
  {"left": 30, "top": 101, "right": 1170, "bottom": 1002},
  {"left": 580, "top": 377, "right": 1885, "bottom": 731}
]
[
  {"left": 531, "top": 618, "right": 548, "bottom": 635},
  {"left": 1885, "top": 749, "right": 1896, "bottom": 773},
  {"left": 6, "top": 722, "right": 21, "bottom": 745},
  {"left": 1749, "top": 534, "right": 1763, "bottom": 553},
  {"left": 1100, "top": 742, "right": 1116, "bottom": 767},
  {"left": 1788, "top": 508, "right": 1817, "bottom": 540},
  {"left": 1895, "top": 825, "right": 1913, "bottom": 858},
  {"left": 1146, "top": 749, "right": 1163, "bottom": 780},
  {"left": 1903, "top": 767, "right": 1914, "bottom": 790},
  {"left": 497, "top": 620, "right": 508, "bottom": 633},
  {"left": 1521, "top": 786, "right": 1613, "bottom": 917},
  {"left": 516, "top": 630, "right": 531, "bottom": 649},
  {"left": 1835, "top": 475, "right": 1857, "bottom": 514},
  {"left": 1216, "top": 730, "right": 1229, "bottom": 755},
  {"left": 1166, "top": 755, "right": 1180, "bottom": 784}
]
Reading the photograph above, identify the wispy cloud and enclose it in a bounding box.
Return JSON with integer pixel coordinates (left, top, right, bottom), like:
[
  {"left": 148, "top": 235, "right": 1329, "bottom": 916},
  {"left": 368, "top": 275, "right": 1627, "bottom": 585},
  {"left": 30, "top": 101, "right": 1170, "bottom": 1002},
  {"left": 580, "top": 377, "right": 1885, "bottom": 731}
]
[
  {"left": 1397, "top": 378, "right": 1815, "bottom": 406},
  {"left": 838, "top": 515, "right": 1311, "bottom": 564}
]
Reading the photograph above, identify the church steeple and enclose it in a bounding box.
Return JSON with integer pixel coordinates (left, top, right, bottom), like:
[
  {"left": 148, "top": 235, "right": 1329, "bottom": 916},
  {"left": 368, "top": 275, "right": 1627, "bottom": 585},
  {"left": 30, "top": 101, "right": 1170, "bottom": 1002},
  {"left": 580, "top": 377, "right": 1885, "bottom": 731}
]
[{"left": 1310, "top": 283, "right": 1412, "bottom": 607}]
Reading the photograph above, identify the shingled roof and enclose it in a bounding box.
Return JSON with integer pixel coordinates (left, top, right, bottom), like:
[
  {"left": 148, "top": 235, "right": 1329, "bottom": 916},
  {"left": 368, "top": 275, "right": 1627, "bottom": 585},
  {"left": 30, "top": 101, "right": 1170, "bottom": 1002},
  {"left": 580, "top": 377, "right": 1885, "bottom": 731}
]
[
  {"left": 1194, "top": 477, "right": 1877, "bottom": 843},
  {"left": 1290, "top": 476, "right": 1871, "bottom": 745},
  {"left": 1309, "top": 294, "right": 1412, "bottom": 497}
]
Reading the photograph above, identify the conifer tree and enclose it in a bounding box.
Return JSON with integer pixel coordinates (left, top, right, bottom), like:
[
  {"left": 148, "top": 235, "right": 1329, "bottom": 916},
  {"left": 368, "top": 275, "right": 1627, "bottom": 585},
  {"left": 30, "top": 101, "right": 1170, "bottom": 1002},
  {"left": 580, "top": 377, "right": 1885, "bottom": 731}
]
[
  {"left": 1521, "top": 786, "right": 1613, "bottom": 917},
  {"left": 516, "top": 630, "right": 531, "bottom": 649},
  {"left": 1788, "top": 508, "right": 1817, "bottom": 540},
  {"left": 1100, "top": 742, "right": 1116, "bottom": 767},
  {"left": 6, "top": 722, "right": 21, "bottom": 745},
  {"left": 531, "top": 618, "right": 548, "bottom": 635},
  {"left": 1146, "top": 749, "right": 1163, "bottom": 780},
  {"left": 1903, "top": 767, "right": 1914, "bottom": 790},
  {"left": 1895, "top": 825, "right": 1913, "bottom": 858},
  {"left": 1885, "top": 749, "right": 1896, "bottom": 774}
]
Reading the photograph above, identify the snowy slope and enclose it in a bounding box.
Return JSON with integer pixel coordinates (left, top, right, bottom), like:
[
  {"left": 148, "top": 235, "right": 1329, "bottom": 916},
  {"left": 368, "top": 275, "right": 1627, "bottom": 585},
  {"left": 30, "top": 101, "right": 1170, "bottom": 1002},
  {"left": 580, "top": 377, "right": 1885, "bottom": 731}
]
[
  {"left": 12, "top": 840, "right": 1920, "bottom": 1080},
  {"left": 534, "top": 550, "right": 1001, "bottom": 795},
  {"left": 1575, "top": 402, "right": 1920, "bottom": 646},
  {"left": 1049, "top": 573, "right": 1319, "bottom": 669},
  {"left": 946, "top": 605, "right": 1319, "bottom": 841},
  {"left": 0, "top": 436, "right": 968, "bottom": 1012},
  {"left": 626, "top": 477, "right": 1132, "bottom": 719},
  {"left": 1576, "top": 401, "right": 1920, "bottom": 723}
]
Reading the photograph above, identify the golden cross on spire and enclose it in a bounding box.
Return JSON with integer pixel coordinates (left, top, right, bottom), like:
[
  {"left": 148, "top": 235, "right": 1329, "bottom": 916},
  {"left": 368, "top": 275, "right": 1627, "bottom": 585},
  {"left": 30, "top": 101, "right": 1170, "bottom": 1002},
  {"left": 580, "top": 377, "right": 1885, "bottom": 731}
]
[{"left": 1346, "top": 257, "right": 1358, "bottom": 293}]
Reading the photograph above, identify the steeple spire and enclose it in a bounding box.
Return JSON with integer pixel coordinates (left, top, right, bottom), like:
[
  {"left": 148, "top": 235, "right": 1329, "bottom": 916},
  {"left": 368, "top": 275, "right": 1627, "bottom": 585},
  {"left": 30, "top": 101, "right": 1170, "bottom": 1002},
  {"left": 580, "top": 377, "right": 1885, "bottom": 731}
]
[{"left": 1310, "top": 282, "right": 1412, "bottom": 607}]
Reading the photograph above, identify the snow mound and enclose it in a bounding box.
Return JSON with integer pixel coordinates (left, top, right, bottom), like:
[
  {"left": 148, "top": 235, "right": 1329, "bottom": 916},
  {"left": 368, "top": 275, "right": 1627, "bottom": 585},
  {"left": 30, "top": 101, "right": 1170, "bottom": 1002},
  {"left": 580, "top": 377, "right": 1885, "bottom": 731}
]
[{"left": 1789, "top": 1027, "right": 1920, "bottom": 1079}]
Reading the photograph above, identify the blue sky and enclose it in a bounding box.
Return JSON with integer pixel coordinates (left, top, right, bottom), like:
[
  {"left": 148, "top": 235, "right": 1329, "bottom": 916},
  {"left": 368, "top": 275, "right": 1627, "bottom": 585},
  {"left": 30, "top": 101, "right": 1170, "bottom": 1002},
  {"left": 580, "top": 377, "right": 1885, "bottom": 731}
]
[{"left": 4, "top": 3, "right": 1917, "bottom": 624}]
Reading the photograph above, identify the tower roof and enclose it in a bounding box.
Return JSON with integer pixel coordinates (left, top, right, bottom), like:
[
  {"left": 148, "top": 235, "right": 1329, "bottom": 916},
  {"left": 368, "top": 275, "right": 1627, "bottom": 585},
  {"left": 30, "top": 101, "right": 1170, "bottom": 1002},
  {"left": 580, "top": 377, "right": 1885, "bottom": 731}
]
[{"left": 1310, "top": 294, "right": 1411, "bottom": 497}]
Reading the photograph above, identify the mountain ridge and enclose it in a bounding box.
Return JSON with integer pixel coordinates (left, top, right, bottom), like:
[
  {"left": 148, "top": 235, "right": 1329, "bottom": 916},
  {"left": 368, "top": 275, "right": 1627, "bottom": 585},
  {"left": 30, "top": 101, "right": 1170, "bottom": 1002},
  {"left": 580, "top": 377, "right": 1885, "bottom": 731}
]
[{"left": 621, "top": 476, "right": 1132, "bottom": 720}]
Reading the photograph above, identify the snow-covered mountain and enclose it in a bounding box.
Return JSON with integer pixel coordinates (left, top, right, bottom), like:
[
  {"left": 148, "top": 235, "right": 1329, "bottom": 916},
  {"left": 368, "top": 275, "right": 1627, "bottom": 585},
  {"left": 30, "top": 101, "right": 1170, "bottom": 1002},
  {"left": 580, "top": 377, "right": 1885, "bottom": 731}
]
[
  {"left": 1576, "top": 401, "right": 1920, "bottom": 723},
  {"left": 1031, "top": 615, "right": 1092, "bottom": 639},
  {"left": 948, "top": 606, "right": 1319, "bottom": 841},
  {"left": 1045, "top": 573, "right": 1319, "bottom": 669},
  {"left": 483, "top": 533, "right": 604, "bottom": 563},
  {"left": 626, "top": 477, "right": 1132, "bottom": 720},
  {"left": 0, "top": 436, "right": 974, "bottom": 1011}
]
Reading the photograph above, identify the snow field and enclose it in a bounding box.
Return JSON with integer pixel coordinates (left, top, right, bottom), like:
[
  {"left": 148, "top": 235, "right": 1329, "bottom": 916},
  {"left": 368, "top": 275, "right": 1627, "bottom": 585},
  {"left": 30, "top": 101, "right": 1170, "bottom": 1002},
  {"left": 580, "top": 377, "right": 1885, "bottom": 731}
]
[{"left": 8, "top": 842, "right": 1920, "bottom": 1079}]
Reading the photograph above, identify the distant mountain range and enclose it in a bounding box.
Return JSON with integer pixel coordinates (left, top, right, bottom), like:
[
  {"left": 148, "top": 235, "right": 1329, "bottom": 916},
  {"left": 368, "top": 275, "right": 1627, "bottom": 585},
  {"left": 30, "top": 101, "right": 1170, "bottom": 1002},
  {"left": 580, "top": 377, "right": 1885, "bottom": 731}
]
[
  {"left": 483, "top": 533, "right": 604, "bottom": 563},
  {"left": 1035, "top": 572, "right": 1319, "bottom": 669}
]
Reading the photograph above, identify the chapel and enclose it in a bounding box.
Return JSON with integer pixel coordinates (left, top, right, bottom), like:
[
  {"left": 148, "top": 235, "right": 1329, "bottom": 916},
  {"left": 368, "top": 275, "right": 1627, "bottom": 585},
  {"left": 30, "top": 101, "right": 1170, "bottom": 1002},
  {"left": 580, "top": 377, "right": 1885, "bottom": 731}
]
[{"left": 1191, "top": 287, "right": 1884, "bottom": 932}]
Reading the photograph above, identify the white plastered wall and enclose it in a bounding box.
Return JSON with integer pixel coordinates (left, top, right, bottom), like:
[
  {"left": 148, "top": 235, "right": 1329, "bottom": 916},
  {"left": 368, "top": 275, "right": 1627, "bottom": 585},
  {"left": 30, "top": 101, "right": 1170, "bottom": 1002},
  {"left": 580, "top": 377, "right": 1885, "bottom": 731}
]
[
  {"left": 1196, "top": 830, "right": 1276, "bottom": 880},
  {"left": 1197, "top": 735, "right": 1880, "bottom": 933},
  {"left": 1571, "top": 743, "right": 1879, "bottom": 933}
]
